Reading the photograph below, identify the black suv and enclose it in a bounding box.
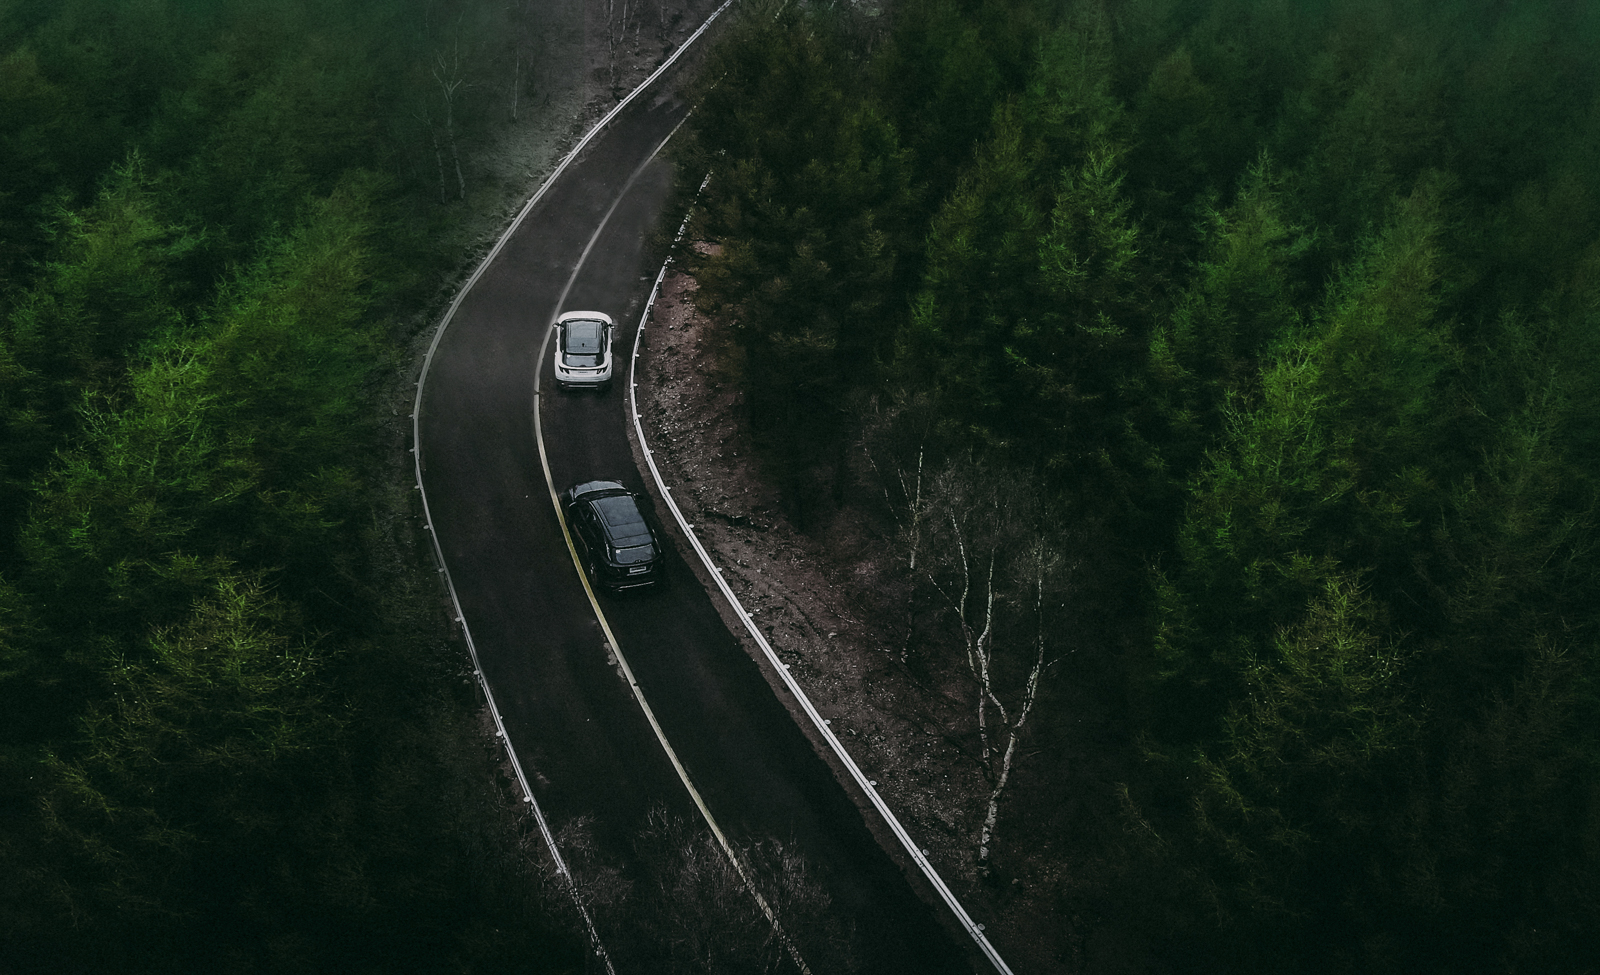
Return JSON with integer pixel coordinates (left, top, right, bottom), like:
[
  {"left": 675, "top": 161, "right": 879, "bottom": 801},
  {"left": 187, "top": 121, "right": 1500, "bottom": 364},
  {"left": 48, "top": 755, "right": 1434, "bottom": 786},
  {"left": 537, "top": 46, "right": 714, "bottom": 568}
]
[{"left": 561, "top": 481, "right": 665, "bottom": 590}]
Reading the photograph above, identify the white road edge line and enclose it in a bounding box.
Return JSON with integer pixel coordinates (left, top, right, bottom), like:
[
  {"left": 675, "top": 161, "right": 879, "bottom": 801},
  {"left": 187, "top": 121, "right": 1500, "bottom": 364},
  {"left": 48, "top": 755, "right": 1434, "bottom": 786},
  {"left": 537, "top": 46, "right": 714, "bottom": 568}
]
[
  {"left": 629, "top": 213, "right": 1018, "bottom": 975},
  {"left": 409, "top": 2, "right": 737, "bottom": 972},
  {"left": 532, "top": 119, "right": 814, "bottom": 975}
]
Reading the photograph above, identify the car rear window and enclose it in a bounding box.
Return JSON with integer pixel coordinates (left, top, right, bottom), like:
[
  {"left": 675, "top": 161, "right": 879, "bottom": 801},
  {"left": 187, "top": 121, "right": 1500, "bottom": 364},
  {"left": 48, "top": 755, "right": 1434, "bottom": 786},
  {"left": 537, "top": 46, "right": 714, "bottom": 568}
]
[{"left": 613, "top": 544, "right": 655, "bottom": 565}]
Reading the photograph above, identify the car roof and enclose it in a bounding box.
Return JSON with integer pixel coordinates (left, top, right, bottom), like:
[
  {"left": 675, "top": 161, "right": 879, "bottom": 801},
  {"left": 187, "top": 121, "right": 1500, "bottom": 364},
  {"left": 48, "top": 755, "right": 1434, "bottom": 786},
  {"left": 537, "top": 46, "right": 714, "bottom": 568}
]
[{"left": 591, "top": 494, "right": 652, "bottom": 546}]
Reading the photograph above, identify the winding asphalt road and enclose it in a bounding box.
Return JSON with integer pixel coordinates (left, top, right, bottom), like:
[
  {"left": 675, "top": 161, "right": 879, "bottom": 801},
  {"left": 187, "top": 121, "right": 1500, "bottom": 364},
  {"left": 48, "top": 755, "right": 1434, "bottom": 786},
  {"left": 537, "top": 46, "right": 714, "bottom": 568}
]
[{"left": 415, "top": 52, "right": 976, "bottom": 975}]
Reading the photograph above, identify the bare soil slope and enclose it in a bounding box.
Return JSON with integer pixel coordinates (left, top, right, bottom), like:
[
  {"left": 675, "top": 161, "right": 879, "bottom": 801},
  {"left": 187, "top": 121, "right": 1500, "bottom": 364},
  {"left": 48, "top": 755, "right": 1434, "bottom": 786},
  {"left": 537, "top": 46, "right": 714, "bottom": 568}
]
[{"left": 637, "top": 268, "right": 1115, "bottom": 973}]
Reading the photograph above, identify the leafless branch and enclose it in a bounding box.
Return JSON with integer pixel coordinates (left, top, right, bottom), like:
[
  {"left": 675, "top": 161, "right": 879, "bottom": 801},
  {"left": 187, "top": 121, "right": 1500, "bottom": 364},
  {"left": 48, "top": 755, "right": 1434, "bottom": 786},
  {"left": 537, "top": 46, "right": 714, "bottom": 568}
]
[{"left": 913, "top": 458, "right": 1078, "bottom": 874}]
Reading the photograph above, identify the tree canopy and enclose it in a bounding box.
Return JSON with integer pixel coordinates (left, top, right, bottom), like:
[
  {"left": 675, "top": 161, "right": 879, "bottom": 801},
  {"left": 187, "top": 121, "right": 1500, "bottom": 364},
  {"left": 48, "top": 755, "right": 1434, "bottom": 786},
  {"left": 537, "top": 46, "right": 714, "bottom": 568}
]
[
  {"left": 1, "top": 1, "right": 584, "bottom": 971},
  {"left": 683, "top": 1, "right": 1600, "bottom": 970}
]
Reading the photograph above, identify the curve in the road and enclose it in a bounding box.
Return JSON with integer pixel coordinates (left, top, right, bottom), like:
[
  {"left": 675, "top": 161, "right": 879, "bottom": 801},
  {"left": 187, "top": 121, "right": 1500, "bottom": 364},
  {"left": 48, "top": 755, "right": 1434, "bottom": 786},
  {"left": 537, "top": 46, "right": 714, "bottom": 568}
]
[
  {"left": 408, "top": 5, "right": 733, "bottom": 970},
  {"left": 413, "top": 3, "right": 989, "bottom": 973},
  {"left": 531, "top": 121, "right": 814, "bottom": 975}
]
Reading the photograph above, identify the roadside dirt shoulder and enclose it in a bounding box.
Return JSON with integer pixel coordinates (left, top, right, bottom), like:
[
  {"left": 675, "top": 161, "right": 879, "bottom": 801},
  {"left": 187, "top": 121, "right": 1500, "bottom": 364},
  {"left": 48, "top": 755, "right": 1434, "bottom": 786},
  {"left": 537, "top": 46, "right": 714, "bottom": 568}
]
[{"left": 635, "top": 268, "right": 1079, "bottom": 972}]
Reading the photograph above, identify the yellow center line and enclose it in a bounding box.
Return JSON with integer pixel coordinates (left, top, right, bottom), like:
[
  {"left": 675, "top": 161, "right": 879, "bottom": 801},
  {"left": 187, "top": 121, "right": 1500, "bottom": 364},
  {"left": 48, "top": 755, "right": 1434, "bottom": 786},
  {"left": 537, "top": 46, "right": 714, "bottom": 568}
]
[{"left": 530, "top": 124, "right": 812, "bottom": 975}]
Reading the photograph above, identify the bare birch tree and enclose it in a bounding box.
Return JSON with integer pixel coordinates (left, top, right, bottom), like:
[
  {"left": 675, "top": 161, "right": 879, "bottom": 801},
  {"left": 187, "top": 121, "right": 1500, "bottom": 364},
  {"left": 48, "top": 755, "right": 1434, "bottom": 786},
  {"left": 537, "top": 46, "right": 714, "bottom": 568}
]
[
  {"left": 975, "top": 528, "right": 1063, "bottom": 873},
  {"left": 606, "top": 0, "right": 634, "bottom": 93},
  {"left": 412, "top": 107, "right": 450, "bottom": 205},
  {"left": 859, "top": 394, "right": 939, "bottom": 660},
  {"left": 862, "top": 399, "right": 1076, "bottom": 876},
  {"left": 510, "top": 38, "right": 523, "bottom": 121},
  {"left": 506, "top": 0, "right": 543, "bottom": 121},
  {"left": 916, "top": 460, "right": 1073, "bottom": 877},
  {"left": 431, "top": 42, "right": 469, "bottom": 202}
]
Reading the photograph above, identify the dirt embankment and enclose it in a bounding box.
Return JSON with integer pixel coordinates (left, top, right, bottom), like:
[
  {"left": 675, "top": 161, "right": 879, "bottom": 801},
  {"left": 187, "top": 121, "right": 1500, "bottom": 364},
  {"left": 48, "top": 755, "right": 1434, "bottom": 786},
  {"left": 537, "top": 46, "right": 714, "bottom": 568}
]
[{"left": 635, "top": 269, "right": 1096, "bottom": 974}]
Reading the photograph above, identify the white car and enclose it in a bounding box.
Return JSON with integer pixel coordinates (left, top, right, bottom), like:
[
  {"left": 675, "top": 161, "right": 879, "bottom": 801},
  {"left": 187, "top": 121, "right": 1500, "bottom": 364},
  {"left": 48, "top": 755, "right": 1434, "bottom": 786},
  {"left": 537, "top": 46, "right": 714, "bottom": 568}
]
[{"left": 552, "top": 311, "right": 615, "bottom": 390}]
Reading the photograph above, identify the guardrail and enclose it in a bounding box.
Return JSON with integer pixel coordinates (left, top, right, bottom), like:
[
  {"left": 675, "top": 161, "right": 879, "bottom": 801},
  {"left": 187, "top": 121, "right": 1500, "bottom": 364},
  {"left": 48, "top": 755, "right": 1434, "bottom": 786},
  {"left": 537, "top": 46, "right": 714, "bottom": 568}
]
[{"left": 627, "top": 228, "right": 1017, "bottom": 975}]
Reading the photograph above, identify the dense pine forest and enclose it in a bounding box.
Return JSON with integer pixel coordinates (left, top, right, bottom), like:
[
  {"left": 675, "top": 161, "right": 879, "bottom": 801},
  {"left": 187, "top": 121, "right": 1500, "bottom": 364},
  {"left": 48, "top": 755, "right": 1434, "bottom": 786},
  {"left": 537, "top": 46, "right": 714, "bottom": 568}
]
[
  {"left": 6, "top": 0, "right": 1599, "bottom": 971},
  {"left": 680, "top": 0, "right": 1600, "bottom": 971},
  {"left": 0, "top": 1, "right": 586, "bottom": 971}
]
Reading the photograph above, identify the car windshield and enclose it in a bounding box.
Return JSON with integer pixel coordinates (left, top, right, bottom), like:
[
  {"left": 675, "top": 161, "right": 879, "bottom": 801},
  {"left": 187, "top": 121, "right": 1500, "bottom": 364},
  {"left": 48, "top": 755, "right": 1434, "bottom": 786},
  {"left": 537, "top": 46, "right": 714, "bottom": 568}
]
[{"left": 563, "top": 320, "right": 605, "bottom": 355}]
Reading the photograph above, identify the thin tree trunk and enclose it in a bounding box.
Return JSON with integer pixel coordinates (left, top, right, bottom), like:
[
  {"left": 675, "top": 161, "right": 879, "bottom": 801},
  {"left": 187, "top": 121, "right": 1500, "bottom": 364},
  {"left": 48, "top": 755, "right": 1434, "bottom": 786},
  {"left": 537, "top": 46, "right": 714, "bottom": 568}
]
[
  {"left": 433, "top": 52, "right": 467, "bottom": 202},
  {"left": 899, "top": 448, "right": 925, "bottom": 660},
  {"left": 905, "top": 447, "right": 925, "bottom": 573},
  {"left": 862, "top": 440, "right": 928, "bottom": 662},
  {"left": 977, "top": 543, "right": 1052, "bottom": 874},
  {"left": 429, "top": 124, "right": 447, "bottom": 205},
  {"left": 511, "top": 48, "right": 520, "bottom": 121},
  {"left": 447, "top": 117, "right": 466, "bottom": 201},
  {"left": 977, "top": 651, "right": 1045, "bottom": 871}
]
